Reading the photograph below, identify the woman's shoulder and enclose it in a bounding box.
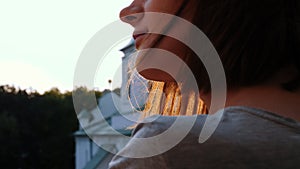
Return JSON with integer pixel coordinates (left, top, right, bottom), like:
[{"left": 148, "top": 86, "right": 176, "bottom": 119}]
[
  {"left": 133, "top": 106, "right": 300, "bottom": 139},
  {"left": 132, "top": 114, "right": 207, "bottom": 138}
]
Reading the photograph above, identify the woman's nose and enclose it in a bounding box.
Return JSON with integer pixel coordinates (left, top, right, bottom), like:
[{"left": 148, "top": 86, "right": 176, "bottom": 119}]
[{"left": 119, "top": 3, "right": 144, "bottom": 26}]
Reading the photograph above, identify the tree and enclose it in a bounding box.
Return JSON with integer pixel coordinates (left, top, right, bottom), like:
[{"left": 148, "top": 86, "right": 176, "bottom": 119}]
[{"left": 0, "top": 85, "right": 79, "bottom": 169}]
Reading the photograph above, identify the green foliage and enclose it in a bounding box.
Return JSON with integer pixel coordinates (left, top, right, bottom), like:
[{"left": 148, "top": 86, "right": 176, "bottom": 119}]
[{"left": 0, "top": 85, "right": 104, "bottom": 169}]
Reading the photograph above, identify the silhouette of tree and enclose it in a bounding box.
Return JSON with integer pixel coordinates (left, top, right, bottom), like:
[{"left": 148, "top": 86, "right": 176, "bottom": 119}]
[{"left": 0, "top": 85, "right": 98, "bottom": 169}]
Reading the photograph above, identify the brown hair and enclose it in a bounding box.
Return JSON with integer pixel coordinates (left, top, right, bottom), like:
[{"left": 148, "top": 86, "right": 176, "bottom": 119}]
[{"left": 182, "top": 0, "right": 300, "bottom": 92}]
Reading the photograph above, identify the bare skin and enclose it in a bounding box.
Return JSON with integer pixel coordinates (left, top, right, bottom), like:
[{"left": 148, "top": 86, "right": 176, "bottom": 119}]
[
  {"left": 201, "top": 67, "right": 300, "bottom": 121},
  {"left": 120, "top": 0, "right": 195, "bottom": 82}
]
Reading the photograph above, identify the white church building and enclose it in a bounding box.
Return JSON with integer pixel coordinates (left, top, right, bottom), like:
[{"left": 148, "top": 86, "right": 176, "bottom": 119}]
[{"left": 74, "top": 40, "right": 148, "bottom": 169}]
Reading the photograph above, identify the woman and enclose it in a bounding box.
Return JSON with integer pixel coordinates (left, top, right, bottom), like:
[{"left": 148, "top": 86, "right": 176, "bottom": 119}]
[{"left": 109, "top": 0, "right": 300, "bottom": 168}]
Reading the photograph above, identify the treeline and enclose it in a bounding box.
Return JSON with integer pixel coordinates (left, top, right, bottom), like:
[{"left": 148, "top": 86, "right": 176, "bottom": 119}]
[{"left": 0, "top": 85, "right": 103, "bottom": 169}]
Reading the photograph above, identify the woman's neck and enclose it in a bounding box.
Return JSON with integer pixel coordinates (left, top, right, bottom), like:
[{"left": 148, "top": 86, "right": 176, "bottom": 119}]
[{"left": 201, "top": 85, "right": 300, "bottom": 121}]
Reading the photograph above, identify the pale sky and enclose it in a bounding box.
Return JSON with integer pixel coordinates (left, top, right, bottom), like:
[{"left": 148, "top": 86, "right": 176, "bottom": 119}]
[{"left": 0, "top": 0, "right": 133, "bottom": 93}]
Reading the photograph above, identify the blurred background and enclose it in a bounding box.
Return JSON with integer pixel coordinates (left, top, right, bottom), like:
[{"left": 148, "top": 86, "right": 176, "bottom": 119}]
[{"left": 0, "top": 1, "right": 144, "bottom": 169}]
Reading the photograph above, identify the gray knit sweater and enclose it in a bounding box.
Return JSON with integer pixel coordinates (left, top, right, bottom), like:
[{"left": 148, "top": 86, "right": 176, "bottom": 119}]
[{"left": 109, "top": 106, "right": 300, "bottom": 169}]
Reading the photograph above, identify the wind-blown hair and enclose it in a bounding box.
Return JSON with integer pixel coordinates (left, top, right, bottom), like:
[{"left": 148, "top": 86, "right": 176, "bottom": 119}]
[{"left": 141, "top": 81, "right": 207, "bottom": 117}]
